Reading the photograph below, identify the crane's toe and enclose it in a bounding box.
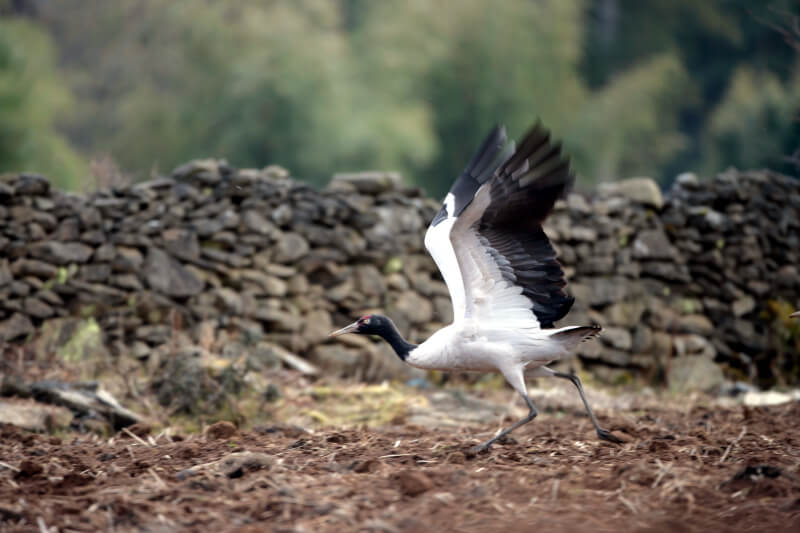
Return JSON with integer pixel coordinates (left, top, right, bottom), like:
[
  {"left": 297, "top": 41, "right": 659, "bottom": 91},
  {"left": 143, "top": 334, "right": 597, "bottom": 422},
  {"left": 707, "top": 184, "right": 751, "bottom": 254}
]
[
  {"left": 596, "top": 428, "right": 623, "bottom": 444},
  {"left": 467, "top": 442, "right": 493, "bottom": 456}
]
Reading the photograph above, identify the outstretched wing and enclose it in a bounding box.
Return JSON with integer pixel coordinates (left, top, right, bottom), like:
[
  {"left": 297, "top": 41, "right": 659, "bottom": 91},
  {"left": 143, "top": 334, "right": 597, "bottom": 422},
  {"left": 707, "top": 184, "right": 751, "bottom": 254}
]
[
  {"left": 425, "top": 122, "right": 574, "bottom": 328},
  {"left": 424, "top": 126, "right": 511, "bottom": 319}
]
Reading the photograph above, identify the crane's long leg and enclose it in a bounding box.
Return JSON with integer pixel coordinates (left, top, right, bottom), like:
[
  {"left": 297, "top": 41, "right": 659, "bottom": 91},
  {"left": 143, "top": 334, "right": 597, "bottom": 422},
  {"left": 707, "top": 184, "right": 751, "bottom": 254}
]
[
  {"left": 551, "top": 370, "right": 622, "bottom": 443},
  {"left": 470, "top": 365, "right": 540, "bottom": 454},
  {"left": 470, "top": 393, "right": 538, "bottom": 454}
]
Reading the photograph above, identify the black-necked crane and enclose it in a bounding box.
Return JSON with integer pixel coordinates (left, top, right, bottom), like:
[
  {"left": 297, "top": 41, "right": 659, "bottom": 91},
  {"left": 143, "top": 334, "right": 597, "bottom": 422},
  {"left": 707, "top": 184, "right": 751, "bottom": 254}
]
[{"left": 330, "top": 122, "right": 621, "bottom": 453}]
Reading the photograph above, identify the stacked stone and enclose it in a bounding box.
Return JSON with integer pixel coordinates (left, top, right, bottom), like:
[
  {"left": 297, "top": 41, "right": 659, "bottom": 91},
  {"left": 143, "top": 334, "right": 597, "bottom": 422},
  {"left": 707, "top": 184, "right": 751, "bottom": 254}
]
[
  {"left": 0, "top": 174, "right": 84, "bottom": 338},
  {"left": 661, "top": 170, "right": 800, "bottom": 382},
  {"left": 1, "top": 163, "right": 799, "bottom": 387},
  {"left": 0, "top": 162, "right": 446, "bottom": 382},
  {"left": 547, "top": 178, "right": 719, "bottom": 387}
]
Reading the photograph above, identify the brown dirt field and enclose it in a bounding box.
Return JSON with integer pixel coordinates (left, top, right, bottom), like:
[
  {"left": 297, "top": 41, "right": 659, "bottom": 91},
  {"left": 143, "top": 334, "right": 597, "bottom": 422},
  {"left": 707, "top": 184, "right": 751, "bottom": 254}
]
[{"left": 1, "top": 401, "right": 799, "bottom": 533}]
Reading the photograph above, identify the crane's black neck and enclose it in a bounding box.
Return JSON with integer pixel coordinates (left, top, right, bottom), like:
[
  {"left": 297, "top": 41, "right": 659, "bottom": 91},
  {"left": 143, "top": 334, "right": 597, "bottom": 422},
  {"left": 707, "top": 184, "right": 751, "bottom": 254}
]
[{"left": 367, "top": 316, "right": 417, "bottom": 361}]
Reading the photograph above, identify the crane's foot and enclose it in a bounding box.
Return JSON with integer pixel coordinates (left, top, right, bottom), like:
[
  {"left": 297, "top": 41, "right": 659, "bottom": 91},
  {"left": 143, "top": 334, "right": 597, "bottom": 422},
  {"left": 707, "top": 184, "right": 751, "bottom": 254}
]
[
  {"left": 467, "top": 434, "right": 500, "bottom": 455},
  {"left": 596, "top": 428, "right": 623, "bottom": 444},
  {"left": 467, "top": 441, "right": 492, "bottom": 456}
]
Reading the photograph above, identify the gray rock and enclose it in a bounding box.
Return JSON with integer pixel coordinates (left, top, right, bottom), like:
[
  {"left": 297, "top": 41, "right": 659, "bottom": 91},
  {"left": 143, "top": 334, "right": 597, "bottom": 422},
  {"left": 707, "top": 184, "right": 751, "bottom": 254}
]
[
  {"left": 113, "top": 247, "right": 144, "bottom": 272},
  {"left": 263, "top": 165, "right": 290, "bottom": 179},
  {"left": 668, "top": 355, "right": 725, "bottom": 393},
  {"left": 581, "top": 256, "right": 615, "bottom": 275},
  {"left": 732, "top": 296, "right": 755, "bottom": 317},
  {"left": 570, "top": 226, "right": 598, "bottom": 241},
  {"left": 6, "top": 282, "right": 29, "bottom": 297},
  {"left": 94, "top": 243, "right": 116, "bottom": 263},
  {"left": 264, "top": 263, "right": 297, "bottom": 278},
  {"left": 192, "top": 218, "right": 224, "bottom": 237},
  {"left": 240, "top": 270, "right": 288, "bottom": 297},
  {"left": 273, "top": 232, "right": 310, "bottom": 263},
  {"left": 78, "top": 207, "right": 103, "bottom": 228},
  {"left": 599, "top": 177, "right": 663, "bottom": 209},
  {"left": 136, "top": 324, "right": 171, "bottom": 345},
  {"left": 52, "top": 217, "right": 80, "bottom": 240},
  {"left": 355, "top": 264, "right": 386, "bottom": 297},
  {"left": 566, "top": 193, "right": 591, "bottom": 213},
  {"left": 673, "top": 334, "right": 715, "bottom": 358},
  {"left": 287, "top": 274, "right": 309, "bottom": 295},
  {"left": 392, "top": 291, "right": 433, "bottom": 325},
  {"left": 605, "top": 300, "right": 645, "bottom": 326},
  {"left": 67, "top": 280, "right": 127, "bottom": 302},
  {"left": 251, "top": 307, "right": 300, "bottom": 332},
  {"left": 302, "top": 309, "right": 333, "bottom": 345},
  {"left": 0, "top": 313, "right": 35, "bottom": 341},
  {"left": 0, "top": 259, "right": 11, "bottom": 286},
  {"left": 14, "top": 173, "right": 50, "bottom": 195},
  {"left": 651, "top": 332, "right": 673, "bottom": 361},
  {"left": 10, "top": 259, "right": 58, "bottom": 279},
  {"left": 640, "top": 262, "right": 691, "bottom": 282},
  {"left": 271, "top": 204, "right": 293, "bottom": 226},
  {"left": 601, "top": 327, "right": 632, "bottom": 351},
  {"left": 201, "top": 248, "right": 250, "bottom": 268},
  {"left": 79, "top": 263, "right": 111, "bottom": 283},
  {"left": 242, "top": 210, "right": 278, "bottom": 236},
  {"left": 307, "top": 344, "right": 363, "bottom": 377},
  {"left": 162, "top": 228, "right": 199, "bottom": 260},
  {"left": 28, "top": 241, "right": 94, "bottom": 265},
  {"left": 219, "top": 209, "right": 240, "bottom": 229},
  {"left": 36, "top": 290, "right": 63, "bottom": 306},
  {"left": 330, "top": 171, "right": 402, "bottom": 194},
  {"left": 632, "top": 229, "right": 677, "bottom": 260},
  {"left": 213, "top": 288, "right": 244, "bottom": 313},
  {"left": 171, "top": 159, "right": 222, "bottom": 185},
  {"left": 573, "top": 278, "right": 634, "bottom": 307},
  {"left": 631, "top": 325, "right": 653, "bottom": 353},
  {"left": 143, "top": 247, "right": 204, "bottom": 297},
  {"left": 23, "top": 297, "right": 54, "bottom": 319},
  {"left": 597, "top": 348, "right": 633, "bottom": 367},
  {"left": 112, "top": 274, "right": 143, "bottom": 291},
  {"left": 675, "top": 172, "right": 699, "bottom": 188},
  {"left": 675, "top": 314, "right": 714, "bottom": 335},
  {"left": 0, "top": 399, "right": 73, "bottom": 433}
]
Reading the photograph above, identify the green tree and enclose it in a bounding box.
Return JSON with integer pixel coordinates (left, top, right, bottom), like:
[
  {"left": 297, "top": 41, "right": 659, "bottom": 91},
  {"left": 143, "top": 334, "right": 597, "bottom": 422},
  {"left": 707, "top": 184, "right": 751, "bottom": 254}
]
[
  {"left": 0, "top": 18, "right": 85, "bottom": 188},
  {"left": 354, "top": 0, "right": 692, "bottom": 192},
  {"left": 703, "top": 65, "right": 800, "bottom": 175},
  {"left": 41, "top": 0, "right": 435, "bottom": 186}
]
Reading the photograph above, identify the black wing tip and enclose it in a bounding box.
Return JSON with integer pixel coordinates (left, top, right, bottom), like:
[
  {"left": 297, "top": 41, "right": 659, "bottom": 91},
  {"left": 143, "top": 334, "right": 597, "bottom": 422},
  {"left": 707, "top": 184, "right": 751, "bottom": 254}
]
[
  {"left": 445, "top": 124, "right": 512, "bottom": 219},
  {"left": 463, "top": 124, "right": 507, "bottom": 177},
  {"left": 535, "top": 294, "right": 574, "bottom": 328}
]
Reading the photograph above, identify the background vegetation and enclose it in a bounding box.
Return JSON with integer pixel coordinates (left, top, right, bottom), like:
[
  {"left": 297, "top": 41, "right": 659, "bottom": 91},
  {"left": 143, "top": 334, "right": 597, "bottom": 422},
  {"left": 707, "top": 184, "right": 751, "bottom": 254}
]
[{"left": 1, "top": 0, "right": 798, "bottom": 195}]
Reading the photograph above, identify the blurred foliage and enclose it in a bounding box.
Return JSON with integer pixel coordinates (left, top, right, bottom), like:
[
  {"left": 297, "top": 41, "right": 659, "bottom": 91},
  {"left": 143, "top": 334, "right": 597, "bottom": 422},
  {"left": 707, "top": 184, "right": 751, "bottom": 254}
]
[
  {"left": 703, "top": 66, "right": 800, "bottom": 174},
  {"left": 0, "top": 0, "right": 798, "bottom": 194},
  {"left": 0, "top": 18, "right": 86, "bottom": 188}
]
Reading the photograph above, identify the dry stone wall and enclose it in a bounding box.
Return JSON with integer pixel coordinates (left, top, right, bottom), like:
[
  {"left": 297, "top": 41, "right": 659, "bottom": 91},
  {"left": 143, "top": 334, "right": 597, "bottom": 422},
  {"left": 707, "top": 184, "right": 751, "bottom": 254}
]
[{"left": 1, "top": 162, "right": 798, "bottom": 389}]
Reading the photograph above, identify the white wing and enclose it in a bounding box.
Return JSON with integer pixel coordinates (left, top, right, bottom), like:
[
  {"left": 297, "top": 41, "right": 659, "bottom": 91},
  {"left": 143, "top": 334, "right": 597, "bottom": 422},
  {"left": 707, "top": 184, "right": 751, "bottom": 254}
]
[
  {"left": 424, "top": 194, "right": 466, "bottom": 318},
  {"left": 424, "top": 126, "right": 508, "bottom": 321},
  {"left": 427, "top": 122, "right": 575, "bottom": 328}
]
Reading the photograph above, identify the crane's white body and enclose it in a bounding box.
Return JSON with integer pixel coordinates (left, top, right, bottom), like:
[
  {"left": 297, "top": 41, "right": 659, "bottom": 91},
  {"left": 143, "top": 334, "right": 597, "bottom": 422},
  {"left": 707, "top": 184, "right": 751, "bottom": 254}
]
[{"left": 406, "top": 321, "right": 576, "bottom": 373}]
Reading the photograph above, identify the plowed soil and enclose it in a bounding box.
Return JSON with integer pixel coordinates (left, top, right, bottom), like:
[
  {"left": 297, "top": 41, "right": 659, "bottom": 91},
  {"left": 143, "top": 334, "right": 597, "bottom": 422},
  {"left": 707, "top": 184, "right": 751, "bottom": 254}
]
[{"left": 1, "top": 401, "right": 799, "bottom": 533}]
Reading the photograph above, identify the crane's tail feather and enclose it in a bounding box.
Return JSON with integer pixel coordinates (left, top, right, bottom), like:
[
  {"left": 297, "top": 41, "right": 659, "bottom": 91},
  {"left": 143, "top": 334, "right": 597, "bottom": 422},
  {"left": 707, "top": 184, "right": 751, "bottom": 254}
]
[{"left": 549, "top": 325, "right": 602, "bottom": 350}]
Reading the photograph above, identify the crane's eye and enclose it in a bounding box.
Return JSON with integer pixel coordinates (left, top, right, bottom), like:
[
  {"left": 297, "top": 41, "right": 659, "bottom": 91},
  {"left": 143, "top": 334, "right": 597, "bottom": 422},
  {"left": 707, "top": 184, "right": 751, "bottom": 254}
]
[{"left": 360, "top": 315, "right": 371, "bottom": 325}]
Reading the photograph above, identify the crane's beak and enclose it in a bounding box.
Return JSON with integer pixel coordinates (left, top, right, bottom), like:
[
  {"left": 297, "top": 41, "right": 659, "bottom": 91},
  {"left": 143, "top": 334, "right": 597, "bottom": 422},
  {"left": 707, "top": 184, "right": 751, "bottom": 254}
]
[
  {"left": 791, "top": 310, "right": 800, "bottom": 319},
  {"left": 328, "top": 321, "right": 359, "bottom": 337}
]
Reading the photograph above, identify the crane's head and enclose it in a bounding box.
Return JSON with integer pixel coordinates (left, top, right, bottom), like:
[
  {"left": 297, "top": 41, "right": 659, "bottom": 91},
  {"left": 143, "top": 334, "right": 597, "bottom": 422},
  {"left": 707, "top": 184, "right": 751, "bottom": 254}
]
[
  {"left": 328, "top": 314, "right": 388, "bottom": 337},
  {"left": 328, "top": 314, "right": 416, "bottom": 361}
]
